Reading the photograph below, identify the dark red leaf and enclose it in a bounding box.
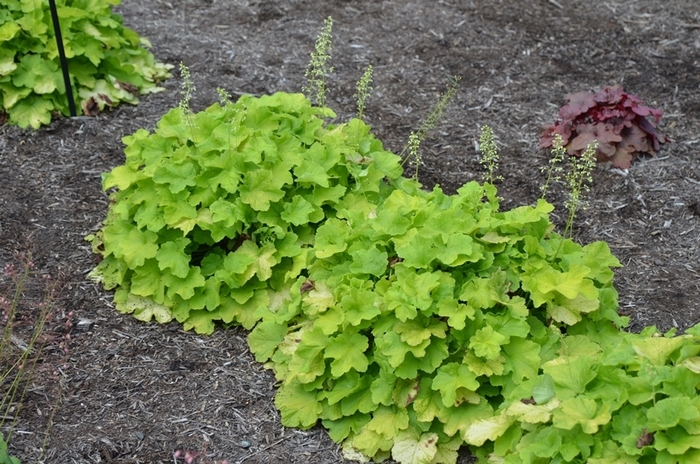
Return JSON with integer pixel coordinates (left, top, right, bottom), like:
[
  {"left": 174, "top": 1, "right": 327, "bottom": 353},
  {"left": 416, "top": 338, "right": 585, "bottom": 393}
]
[
  {"left": 593, "top": 85, "right": 625, "bottom": 104},
  {"left": 569, "top": 128, "right": 597, "bottom": 153},
  {"left": 560, "top": 91, "right": 597, "bottom": 119},
  {"left": 601, "top": 107, "right": 623, "bottom": 119},
  {"left": 623, "top": 93, "right": 645, "bottom": 106},
  {"left": 630, "top": 104, "right": 651, "bottom": 118},
  {"left": 649, "top": 107, "right": 663, "bottom": 124},
  {"left": 595, "top": 123, "right": 623, "bottom": 144},
  {"left": 620, "top": 125, "right": 651, "bottom": 154}
]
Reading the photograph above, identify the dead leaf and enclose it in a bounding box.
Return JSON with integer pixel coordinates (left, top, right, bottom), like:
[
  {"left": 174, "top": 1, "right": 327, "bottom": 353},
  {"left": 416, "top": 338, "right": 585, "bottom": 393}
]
[
  {"left": 636, "top": 429, "right": 654, "bottom": 448},
  {"left": 300, "top": 279, "right": 315, "bottom": 294},
  {"left": 116, "top": 81, "right": 140, "bottom": 97},
  {"left": 82, "top": 97, "right": 100, "bottom": 116}
]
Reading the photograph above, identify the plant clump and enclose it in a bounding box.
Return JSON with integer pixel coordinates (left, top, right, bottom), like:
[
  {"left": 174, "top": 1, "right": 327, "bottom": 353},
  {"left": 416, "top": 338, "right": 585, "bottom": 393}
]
[
  {"left": 258, "top": 179, "right": 630, "bottom": 463},
  {"left": 540, "top": 85, "right": 669, "bottom": 168},
  {"left": 0, "top": 0, "right": 172, "bottom": 128},
  {"left": 87, "top": 91, "right": 403, "bottom": 334}
]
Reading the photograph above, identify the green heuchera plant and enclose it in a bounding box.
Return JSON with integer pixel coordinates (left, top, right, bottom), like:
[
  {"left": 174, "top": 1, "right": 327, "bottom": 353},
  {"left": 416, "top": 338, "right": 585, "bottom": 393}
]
[
  {"left": 0, "top": 0, "right": 171, "bottom": 128},
  {"left": 87, "top": 92, "right": 402, "bottom": 334},
  {"left": 467, "top": 324, "right": 700, "bottom": 464},
  {"left": 254, "top": 180, "right": 629, "bottom": 463},
  {"left": 89, "top": 90, "right": 700, "bottom": 463}
]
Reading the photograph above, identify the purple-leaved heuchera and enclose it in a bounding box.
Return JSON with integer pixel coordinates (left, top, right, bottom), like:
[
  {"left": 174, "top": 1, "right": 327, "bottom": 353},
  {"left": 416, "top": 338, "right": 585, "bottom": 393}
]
[{"left": 540, "top": 85, "right": 669, "bottom": 168}]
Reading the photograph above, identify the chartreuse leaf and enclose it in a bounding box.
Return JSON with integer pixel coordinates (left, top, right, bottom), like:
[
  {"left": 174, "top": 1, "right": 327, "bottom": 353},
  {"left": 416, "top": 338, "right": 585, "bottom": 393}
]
[
  {"left": 348, "top": 246, "right": 388, "bottom": 277},
  {"left": 315, "top": 218, "right": 350, "bottom": 258},
  {"left": 121, "top": 293, "right": 172, "bottom": 324},
  {"left": 13, "top": 54, "right": 62, "bottom": 94},
  {"left": 370, "top": 369, "right": 397, "bottom": 407},
  {"left": 506, "top": 398, "right": 561, "bottom": 424},
  {"left": 437, "top": 400, "right": 494, "bottom": 438},
  {"left": 564, "top": 241, "right": 621, "bottom": 282},
  {"left": 0, "top": 22, "right": 20, "bottom": 43},
  {"left": 394, "top": 317, "right": 447, "bottom": 347},
  {"left": 349, "top": 426, "right": 393, "bottom": 459},
  {"left": 552, "top": 397, "right": 611, "bottom": 433},
  {"left": 281, "top": 195, "right": 317, "bottom": 225},
  {"left": 324, "top": 371, "right": 363, "bottom": 406},
  {"left": 340, "top": 377, "right": 376, "bottom": 417},
  {"left": 152, "top": 160, "right": 198, "bottom": 194},
  {"left": 248, "top": 320, "right": 287, "bottom": 362},
  {"left": 543, "top": 354, "right": 598, "bottom": 399},
  {"left": 301, "top": 280, "right": 335, "bottom": 314},
  {"left": 436, "top": 299, "right": 475, "bottom": 331},
  {"left": 464, "top": 352, "right": 505, "bottom": 377},
  {"left": 412, "top": 379, "right": 443, "bottom": 423},
  {"left": 166, "top": 267, "right": 206, "bottom": 301},
  {"left": 432, "top": 363, "right": 480, "bottom": 408},
  {"left": 375, "top": 331, "right": 421, "bottom": 369},
  {"left": 366, "top": 406, "right": 410, "bottom": 440},
  {"left": 484, "top": 312, "right": 530, "bottom": 342},
  {"left": 323, "top": 412, "right": 371, "bottom": 443},
  {"left": 631, "top": 336, "right": 689, "bottom": 366},
  {"left": 463, "top": 413, "right": 515, "bottom": 447},
  {"left": 386, "top": 267, "right": 441, "bottom": 321},
  {"left": 469, "top": 326, "right": 507, "bottom": 360},
  {"left": 394, "top": 229, "right": 439, "bottom": 269},
  {"left": 373, "top": 189, "right": 421, "bottom": 236},
  {"left": 514, "top": 426, "right": 563, "bottom": 461},
  {"left": 391, "top": 430, "right": 439, "bottom": 464},
  {"left": 610, "top": 404, "right": 649, "bottom": 454},
  {"left": 436, "top": 233, "right": 481, "bottom": 266},
  {"left": 239, "top": 169, "right": 290, "bottom": 211},
  {"left": 458, "top": 271, "right": 508, "bottom": 310},
  {"left": 391, "top": 378, "right": 420, "bottom": 409},
  {"left": 115, "top": 227, "right": 159, "bottom": 268},
  {"left": 647, "top": 396, "right": 699, "bottom": 429},
  {"left": 655, "top": 427, "right": 700, "bottom": 455},
  {"left": 287, "top": 327, "right": 328, "bottom": 384},
  {"left": 502, "top": 338, "right": 541, "bottom": 384},
  {"left": 8, "top": 95, "right": 53, "bottom": 128},
  {"left": 183, "top": 308, "right": 220, "bottom": 334},
  {"left": 521, "top": 263, "right": 597, "bottom": 310},
  {"left": 325, "top": 332, "right": 370, "bottom": 377},
  {"left": 155, "top": 238, "right": 190, "bottom": 278},
  {"left": 275, "top": 379, "right": 323, "bottom": 429},
  {"left": 103, "top": 164, "right": 146, "bottom": 191},
  {"left": 548, "top": 292, "right": 599, "bottom": 325},
  {"left": 130, "top": 260, "right": 165, "bottom": 301}
]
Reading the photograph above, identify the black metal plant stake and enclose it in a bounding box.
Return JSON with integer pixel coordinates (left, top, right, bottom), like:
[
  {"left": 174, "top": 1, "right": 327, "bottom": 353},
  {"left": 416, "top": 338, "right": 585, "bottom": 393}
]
[{"left": 48, "top": 0, "right": 77, "bottom": 117}]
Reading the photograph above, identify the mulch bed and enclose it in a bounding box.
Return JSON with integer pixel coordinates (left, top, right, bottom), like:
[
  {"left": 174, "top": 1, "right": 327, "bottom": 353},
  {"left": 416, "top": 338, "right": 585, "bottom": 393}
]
[{"left": 0, "top": 0, "right": 698, "bottom": 462}]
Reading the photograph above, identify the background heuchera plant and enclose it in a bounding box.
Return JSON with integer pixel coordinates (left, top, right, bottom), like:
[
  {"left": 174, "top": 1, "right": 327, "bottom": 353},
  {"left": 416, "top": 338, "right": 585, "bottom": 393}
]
[
  {"left": 540, "top": 85, "right": 669, "bottom": 168},
  {"left": 0, "top": 0, "right": 171, "bottom": 129}
]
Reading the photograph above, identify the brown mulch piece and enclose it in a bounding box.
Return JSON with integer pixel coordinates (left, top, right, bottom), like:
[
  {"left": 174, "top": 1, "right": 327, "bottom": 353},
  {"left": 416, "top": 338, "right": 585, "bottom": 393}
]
[{"left": 1, "top": 1, "right": 699, "bottom": 463}]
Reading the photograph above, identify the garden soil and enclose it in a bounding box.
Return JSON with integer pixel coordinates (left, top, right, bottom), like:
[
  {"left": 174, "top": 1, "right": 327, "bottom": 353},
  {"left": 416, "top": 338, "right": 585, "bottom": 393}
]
[{"left": 1, "top": 0, "right": 699, "bottom": 462}]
